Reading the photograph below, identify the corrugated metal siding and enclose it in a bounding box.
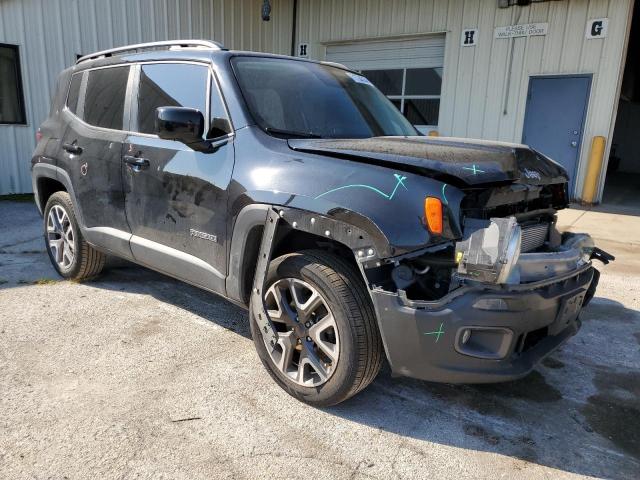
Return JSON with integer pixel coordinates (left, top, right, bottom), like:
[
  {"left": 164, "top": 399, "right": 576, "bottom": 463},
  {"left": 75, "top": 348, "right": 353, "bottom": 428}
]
[
  {"left": 0, "top": 0, "right": 293, "bottom": 194},
  {"left": 325, "top": 35, "right": 445, "bottom": 69},
  {"left": 296, "top": 0, "right": 634, "bottom": 200},
  {"left": 0, "top": 0, "right": 634, "bottom": 201}
]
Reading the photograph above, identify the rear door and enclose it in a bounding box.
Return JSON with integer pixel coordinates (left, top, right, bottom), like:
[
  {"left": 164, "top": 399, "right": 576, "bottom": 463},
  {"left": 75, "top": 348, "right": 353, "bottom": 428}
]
[
  {"left": 58, "top": 65, "right": 133, "bottom": 258},
  {"left": 122, "top": 62, "right": 234, "bottom": 294}
]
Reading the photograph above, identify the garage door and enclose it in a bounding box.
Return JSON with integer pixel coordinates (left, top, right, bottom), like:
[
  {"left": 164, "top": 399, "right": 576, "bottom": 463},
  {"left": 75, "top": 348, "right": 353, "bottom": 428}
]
[{"left": 325, "top": 35, "right": 445, "bottom": 133}]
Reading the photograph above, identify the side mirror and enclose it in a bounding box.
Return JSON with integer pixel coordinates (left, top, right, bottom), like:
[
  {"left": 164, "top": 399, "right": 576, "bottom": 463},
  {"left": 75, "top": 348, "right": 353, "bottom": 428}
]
[{"left": 155, "top": 107, "right": 204, "bottom": 145}]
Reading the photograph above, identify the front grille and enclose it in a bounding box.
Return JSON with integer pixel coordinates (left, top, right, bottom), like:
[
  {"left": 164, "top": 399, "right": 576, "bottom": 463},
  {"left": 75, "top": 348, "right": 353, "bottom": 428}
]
[{"left": 520, "top": 222, "right": 549, "bottom": 253}]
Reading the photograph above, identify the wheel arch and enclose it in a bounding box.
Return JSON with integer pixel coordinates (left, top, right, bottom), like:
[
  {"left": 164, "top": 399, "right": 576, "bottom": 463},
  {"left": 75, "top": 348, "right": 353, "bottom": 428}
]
[
  {"left": 32, "top": 162, "right": 85, "bottom": 228},
  {"left": 226, "top": 204, "right": 384, "bottom": 306}
]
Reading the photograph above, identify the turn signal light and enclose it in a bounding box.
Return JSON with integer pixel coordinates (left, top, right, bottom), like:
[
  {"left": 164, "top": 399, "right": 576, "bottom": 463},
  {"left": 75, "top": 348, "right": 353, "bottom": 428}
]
[{"left": 424, "top": 197, "right": 443, "bottom": 235}]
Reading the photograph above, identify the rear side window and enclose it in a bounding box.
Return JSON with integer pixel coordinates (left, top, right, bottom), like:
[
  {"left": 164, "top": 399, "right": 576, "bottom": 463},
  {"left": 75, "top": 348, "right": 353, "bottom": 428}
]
[
  {"left": 83, "top": 66, "right": 130, "bottom": 130},
  {"left": 66, "top": 73, "right": 83, "bottom": 115},
  {"left": 136, "top": 63, "right": 208, "bottom": 135}
]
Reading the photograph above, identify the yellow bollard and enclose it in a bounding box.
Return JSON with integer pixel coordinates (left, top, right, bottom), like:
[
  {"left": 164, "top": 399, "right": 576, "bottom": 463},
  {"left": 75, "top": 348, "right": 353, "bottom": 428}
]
[{"left": 581, "top": 136, "right": 606, "bottom": 204}]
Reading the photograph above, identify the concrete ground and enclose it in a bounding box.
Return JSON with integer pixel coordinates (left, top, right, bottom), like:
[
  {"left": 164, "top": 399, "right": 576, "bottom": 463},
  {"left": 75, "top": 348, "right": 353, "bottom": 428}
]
[{"left": 0, "top": 199, "right": 639, "bottom": 480}]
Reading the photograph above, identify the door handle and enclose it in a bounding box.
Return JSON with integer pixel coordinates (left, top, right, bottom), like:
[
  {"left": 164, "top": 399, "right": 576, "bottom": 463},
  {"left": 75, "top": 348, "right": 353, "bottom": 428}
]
[
  {"left": 62, "top": 142, "right": 83, "bottom": 155},
  {"left": 124, "top": 155, "right": 150, "bottom": 172}
]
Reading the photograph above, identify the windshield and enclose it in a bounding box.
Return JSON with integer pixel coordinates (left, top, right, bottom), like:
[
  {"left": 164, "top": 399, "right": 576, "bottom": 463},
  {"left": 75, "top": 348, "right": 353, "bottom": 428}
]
[{"left": 231, "top": 56, "right": 419, "bottom": 139}]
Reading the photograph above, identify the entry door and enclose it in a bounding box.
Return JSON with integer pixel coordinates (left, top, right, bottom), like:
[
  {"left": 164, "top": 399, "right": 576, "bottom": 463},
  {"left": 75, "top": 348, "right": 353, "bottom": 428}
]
[
  {"left": 123, "top": 62, "right": 235, "bottom": 295},
  {"left": 522, "top": 75, "right": 592, "bottom": 196}
]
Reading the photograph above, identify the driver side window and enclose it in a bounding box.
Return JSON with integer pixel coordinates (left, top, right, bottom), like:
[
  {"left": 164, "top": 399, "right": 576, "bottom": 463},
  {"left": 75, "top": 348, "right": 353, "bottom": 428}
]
[{"left": 135, "top": 63, "right": 208, "bottom": 135}]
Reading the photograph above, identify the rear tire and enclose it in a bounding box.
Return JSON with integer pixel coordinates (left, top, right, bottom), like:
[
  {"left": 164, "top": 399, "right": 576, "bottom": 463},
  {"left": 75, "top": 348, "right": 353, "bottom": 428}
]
[
  {"left": 44, "top": 191, "right": 106, "bottom": 280},
  {"left": 250, "top": 250, "right": 383, "bottom": 406}
]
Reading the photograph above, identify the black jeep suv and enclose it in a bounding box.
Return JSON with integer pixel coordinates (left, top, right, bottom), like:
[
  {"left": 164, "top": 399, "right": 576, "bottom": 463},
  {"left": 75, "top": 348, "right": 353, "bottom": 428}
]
[{"left": 32, "top": 40, "right": 612, "bottom": 406}]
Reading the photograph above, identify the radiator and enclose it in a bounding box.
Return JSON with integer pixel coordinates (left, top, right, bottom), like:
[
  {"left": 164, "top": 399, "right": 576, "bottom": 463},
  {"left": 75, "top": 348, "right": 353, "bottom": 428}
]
[{"left": 520, "top": 223, "right": 549, "bottom": 253}]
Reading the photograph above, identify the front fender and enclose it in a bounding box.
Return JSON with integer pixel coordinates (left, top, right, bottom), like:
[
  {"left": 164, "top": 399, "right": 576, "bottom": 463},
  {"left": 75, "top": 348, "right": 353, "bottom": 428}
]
[{"left": 231, "top": 128, "right": 465, "bottom": 259}]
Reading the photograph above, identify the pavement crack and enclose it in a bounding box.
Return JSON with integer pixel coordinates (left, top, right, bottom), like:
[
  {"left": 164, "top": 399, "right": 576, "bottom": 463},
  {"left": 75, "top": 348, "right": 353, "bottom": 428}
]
[
  {"left": 170, "top": 416, "right": 202, "bottom": 423},
  {"left": 0, "top": 236, "right": 42, "bottom": 250}
]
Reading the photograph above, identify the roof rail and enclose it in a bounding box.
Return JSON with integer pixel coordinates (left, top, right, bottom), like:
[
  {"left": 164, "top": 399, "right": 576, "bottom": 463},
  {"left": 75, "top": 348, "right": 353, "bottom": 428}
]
[
  {"left": 320, "top": 60, "right": 350, "bottom": 71},
  {"left": 76, "top": 39, "right": 224, "bottom": 64}
]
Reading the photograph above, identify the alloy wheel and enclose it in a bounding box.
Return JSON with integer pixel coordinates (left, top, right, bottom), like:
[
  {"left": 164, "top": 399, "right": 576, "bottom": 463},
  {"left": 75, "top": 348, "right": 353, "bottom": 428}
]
[
  {"left": 47, "top": 204, "right": 75, "bottom": 269},
  {"left": 263, "top": 278, "right": 340, "bottom": 387}
]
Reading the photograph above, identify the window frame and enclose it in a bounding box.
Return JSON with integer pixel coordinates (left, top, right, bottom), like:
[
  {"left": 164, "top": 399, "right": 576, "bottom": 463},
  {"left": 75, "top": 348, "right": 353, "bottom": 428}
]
[
  {"left": 65, "top": 71, "right": 87, "bottom": 118},
  {"left": 207, "top": 68, "right": 234, "bottom": 140},
  {"left": 129, "top": 60, "right": 234, "bottom": 141},
  {"left": 82, "top": 64, "right": 132, "bottom": 131},
  {"left": 0, "top": 43, "right": 27, "bottom": 125},
  {"left": 360, "top": 67, "right": 442, "bottom": 132},
  {"left": 62, "top": 60, "right": 234, "bottom": 141},
  {"left": 63, "top": 64, "right": 133, "bottom": 133}
]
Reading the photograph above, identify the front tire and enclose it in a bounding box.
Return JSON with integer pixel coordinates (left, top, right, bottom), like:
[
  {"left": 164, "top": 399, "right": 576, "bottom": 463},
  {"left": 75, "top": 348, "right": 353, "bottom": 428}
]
[
  {"left": 250, "top": 250, "right": 383, "bottom": 406},
  {"left": 44, "top": 191, "right": 105, "bottom": 280}
]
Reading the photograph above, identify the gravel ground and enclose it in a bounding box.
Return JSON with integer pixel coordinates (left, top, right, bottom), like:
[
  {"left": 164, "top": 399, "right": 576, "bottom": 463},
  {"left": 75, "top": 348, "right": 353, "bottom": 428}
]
[{"left": 0, "top": 200, "right": 639, "bottom": 480}]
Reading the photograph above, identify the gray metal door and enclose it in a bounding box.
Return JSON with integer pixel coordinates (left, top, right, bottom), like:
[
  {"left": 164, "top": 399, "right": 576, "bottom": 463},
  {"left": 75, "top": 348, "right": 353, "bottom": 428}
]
[{"left": 522, "top": 75, "right": 592, "bottom": 196}]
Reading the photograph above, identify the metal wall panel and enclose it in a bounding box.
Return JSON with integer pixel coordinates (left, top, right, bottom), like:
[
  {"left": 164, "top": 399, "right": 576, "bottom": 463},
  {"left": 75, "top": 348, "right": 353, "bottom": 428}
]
[
  {"left": 0, "top": 0, "right": 633, "bottom": 202},
  {"left": 325, "top": 35, "right": 445, "bottom": 70},
  {"left": 0, "top": 0, "right": 293, "bottom": 194},
  {"left": 296, "top": 0, "right": 634, "bottom": 200}
]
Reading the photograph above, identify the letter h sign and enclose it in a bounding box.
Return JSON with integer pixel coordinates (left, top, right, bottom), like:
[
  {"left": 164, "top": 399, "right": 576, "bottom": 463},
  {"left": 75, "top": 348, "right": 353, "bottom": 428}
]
[{"left": 462, "top": 29, "right": 478, "bottom": 47}]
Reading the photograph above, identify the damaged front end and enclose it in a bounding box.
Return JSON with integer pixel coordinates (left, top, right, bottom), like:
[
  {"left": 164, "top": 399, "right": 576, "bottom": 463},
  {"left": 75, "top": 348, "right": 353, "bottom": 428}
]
[{"left": 365, "top": 182, "right": 614, "bottom": 384}]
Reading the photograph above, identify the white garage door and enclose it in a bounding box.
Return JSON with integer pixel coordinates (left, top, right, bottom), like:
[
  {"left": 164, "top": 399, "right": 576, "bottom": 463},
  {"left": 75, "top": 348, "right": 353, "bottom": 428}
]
[{"left": 326, "top": 35, "right": 445, "bottom": 133}]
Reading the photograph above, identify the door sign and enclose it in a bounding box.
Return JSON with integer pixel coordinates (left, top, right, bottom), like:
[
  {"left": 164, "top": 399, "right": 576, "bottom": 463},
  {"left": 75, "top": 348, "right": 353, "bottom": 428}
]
[{"left": 495, "top": 23, "right": 548, "bottom": 39}]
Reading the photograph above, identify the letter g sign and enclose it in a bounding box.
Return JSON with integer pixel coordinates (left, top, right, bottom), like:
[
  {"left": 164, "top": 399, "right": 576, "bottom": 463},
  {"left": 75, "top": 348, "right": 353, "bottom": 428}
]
[{"left": 586, "top": 18, "right": 609, "bottom": 39}]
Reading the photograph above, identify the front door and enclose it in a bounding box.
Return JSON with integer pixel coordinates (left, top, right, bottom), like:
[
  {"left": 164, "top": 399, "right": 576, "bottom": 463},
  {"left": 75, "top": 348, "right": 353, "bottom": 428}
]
[
  {"left": 122, "top": 62, "right": 235, "bottom": 294},
  {"left": 522, "top": 75, "right": 592, "bottom": 197}
]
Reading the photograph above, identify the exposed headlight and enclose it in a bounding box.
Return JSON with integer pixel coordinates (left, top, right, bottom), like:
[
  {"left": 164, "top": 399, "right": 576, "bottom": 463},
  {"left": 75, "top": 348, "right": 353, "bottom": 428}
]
[{"left": 455, "top": 217, "right": 521, "bottom": 284}]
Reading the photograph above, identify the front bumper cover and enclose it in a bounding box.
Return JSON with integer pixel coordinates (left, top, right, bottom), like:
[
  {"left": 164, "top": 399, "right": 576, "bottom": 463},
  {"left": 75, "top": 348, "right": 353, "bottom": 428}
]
[{"left": 372, "top": 264, "right": 597, "bottom": 383}]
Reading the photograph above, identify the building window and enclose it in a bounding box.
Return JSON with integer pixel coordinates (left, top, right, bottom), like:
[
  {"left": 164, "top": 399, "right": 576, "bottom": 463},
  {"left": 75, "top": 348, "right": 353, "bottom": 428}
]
[
  {"left": 0, "top": 44, "right": 27, "bottom": 125},
  {"left": 361, "top": 67, "right": 442, "bottom": 133}
]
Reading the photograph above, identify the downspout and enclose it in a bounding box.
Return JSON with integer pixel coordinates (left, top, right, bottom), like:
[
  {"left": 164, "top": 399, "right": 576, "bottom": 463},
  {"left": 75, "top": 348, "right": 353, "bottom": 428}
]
[{"left": 290, "top": 0, "right": 298, "bottom": 56}]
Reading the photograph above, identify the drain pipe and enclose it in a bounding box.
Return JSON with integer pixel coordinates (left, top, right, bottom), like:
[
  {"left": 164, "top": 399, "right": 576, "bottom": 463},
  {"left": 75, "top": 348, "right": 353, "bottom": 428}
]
[{"left": 290, "top": 0, "right": 298, "bottom": 56}]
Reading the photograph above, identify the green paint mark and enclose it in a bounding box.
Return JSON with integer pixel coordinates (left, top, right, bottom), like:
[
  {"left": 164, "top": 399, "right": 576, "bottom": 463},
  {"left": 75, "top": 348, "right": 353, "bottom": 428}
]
[
  {"left": 314, "top": 173, "right": 408, "bottom": 200},
  {"left": 424, "top": 322, "right": 445, "bottom": 343},
  {"left": 441, "top": 184, "right": 448, "bottom": 204},
  {"left": 462, "top": 164, "right": 486, "bottom": 175}
]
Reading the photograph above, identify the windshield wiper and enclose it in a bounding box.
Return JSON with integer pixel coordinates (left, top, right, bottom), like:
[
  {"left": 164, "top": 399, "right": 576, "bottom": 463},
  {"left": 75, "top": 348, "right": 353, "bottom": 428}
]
[{"left": 264, "top": 127, "right": 322, "bottom": 139}]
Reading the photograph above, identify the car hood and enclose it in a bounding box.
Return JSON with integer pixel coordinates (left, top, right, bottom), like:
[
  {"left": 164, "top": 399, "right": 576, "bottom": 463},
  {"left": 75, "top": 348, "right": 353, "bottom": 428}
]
[{"left": 287, "top": 136, "right": 568, "bottom": 187}]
